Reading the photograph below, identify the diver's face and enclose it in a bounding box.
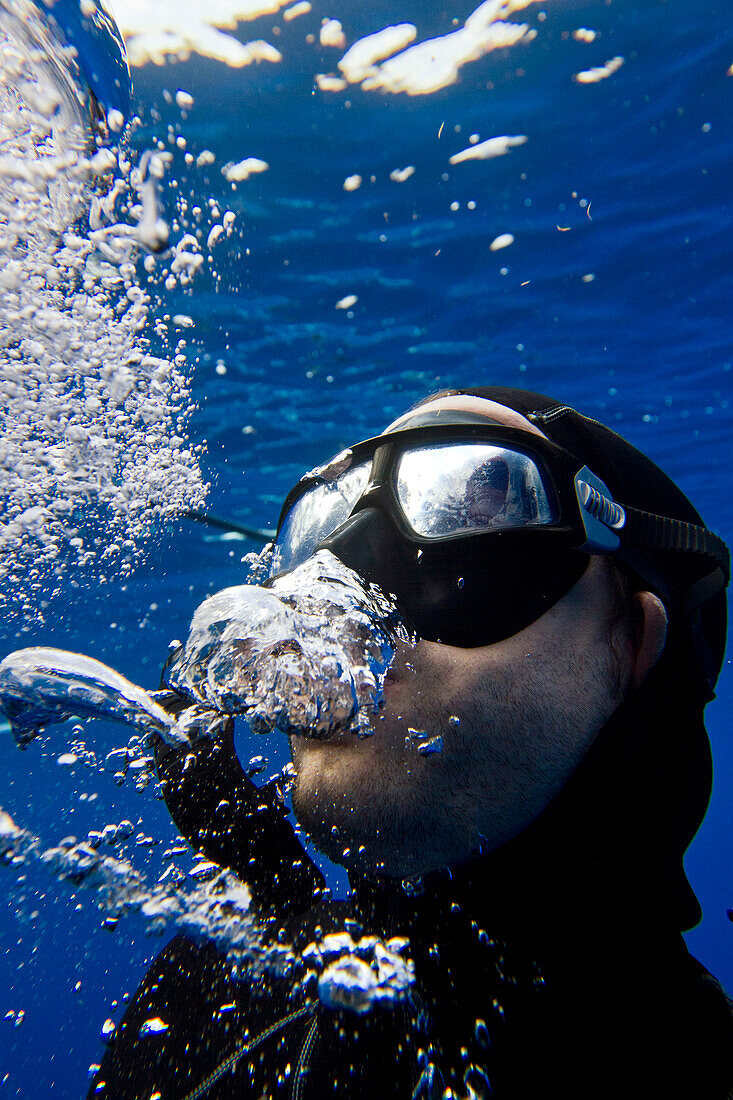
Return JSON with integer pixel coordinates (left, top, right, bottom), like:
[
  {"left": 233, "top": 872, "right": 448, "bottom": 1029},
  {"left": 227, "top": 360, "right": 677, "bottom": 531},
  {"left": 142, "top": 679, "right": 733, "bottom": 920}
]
[{"left": 288, "top": 398, "right": 634, "bottom": 879}]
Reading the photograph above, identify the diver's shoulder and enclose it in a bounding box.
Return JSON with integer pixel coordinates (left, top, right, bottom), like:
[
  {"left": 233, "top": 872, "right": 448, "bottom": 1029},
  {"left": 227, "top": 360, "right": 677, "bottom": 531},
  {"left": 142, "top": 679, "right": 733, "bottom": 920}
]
[
  {"left": 685, "top": 952, "right": 733, "bottom": 1020},
  {"left": 676, "top": 951, "right": 733, "bottom": 1096}
]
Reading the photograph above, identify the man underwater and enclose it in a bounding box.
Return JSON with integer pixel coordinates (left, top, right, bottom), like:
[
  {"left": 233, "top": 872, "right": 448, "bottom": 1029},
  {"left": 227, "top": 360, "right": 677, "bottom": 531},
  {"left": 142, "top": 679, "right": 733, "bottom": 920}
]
[{"left": 89, "top": 386, "right": 733, "bottom": 1099}]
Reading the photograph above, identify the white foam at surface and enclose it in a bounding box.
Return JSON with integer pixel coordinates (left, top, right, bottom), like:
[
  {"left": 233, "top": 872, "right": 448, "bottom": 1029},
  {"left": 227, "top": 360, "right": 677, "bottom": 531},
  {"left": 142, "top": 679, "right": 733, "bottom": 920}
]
[
  {"left": 574, "top": 56, "right": 624, "bottom": 84},
  {"left": 449, "top": 134, "right": 527, "bottom": 164},
  {"left": 106, "top": 0, "right": 288, "bottom": 66},
  {"left": 102, "top": 0, "right": 546, "bottom": 99},
  {"left": 338, "top": 24, "right": 418, "bottom": 84},
  {"left": 356, "top": 0, "right": 539, "bottom": 96}
]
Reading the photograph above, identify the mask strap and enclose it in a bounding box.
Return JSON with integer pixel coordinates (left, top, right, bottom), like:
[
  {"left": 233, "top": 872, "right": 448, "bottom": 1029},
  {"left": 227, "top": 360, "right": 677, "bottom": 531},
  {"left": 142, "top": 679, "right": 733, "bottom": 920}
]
[
  {"left": 681, "top": 568, "right": 727, "bottom": 615},
  {"left": 622, "top": 507, "right": 730, "bottom": 588}
]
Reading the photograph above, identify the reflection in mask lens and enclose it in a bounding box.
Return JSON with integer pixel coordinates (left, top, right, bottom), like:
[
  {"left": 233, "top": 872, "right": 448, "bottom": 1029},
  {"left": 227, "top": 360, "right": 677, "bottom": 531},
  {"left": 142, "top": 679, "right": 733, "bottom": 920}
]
[
  {"left": 272, "top": 461, "right": 370, "bottom": 574},
  {"left": 395, "top": 443, "right": 557, "bottom": 539}
]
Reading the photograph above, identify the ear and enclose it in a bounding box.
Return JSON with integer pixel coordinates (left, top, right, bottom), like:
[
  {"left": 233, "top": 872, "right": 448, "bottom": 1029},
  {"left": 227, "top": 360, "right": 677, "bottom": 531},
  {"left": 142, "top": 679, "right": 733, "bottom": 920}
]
[{"left": 630, "top": 591, "right": 668, "bottom": 689}]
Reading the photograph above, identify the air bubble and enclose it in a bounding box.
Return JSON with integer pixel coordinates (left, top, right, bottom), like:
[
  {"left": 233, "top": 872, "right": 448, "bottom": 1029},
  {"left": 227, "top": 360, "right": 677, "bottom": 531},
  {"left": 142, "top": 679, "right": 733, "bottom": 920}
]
[
  {"left": 100, "top": 1019, "right": 116, "bottom": 1042},
  {"left": 139, "top": 1017, "right": 168, "bottom": 1037},
  {"left": 417, "top": 735, "right": 443, "bottom": 756},
  {"left": 474, "top": 1018, "right": 491, "bottom": 1049}
]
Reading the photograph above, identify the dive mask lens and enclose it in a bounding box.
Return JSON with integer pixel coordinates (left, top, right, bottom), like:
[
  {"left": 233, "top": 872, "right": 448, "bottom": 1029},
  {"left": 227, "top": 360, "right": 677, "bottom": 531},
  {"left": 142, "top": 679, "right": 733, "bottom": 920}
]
[
  {"left": 272, "top": 460, "right": 371, "bottom": 574},
  {"left": 394, "top": 442, "right": 558, "bottom": 539}
]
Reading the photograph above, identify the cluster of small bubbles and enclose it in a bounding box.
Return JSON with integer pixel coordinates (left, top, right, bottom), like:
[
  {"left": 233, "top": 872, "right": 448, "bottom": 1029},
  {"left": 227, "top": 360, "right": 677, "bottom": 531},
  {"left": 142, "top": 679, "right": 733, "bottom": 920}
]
[
  {"left": 243, "top": 542, "right": 274, "bottom": 584},
  {"left": 62, "top": 724, "right": 99, "bottom": 769},
  {"left": 0, "top": 16, "right": 208, "bottom": 623},
  {"left": 300, "top": 931, "right": 414, "bottom": 1014},
  {"left": 101, "top": 733, "right": 158, "bottom": 791},
  {"left": 268, "top": 761, "right": 296, "bottom": 803},
  {"left": 141, "top": 108, "right": 236, "bottom": 296},
  {"left": 3, "top": 804, "right": 283, "bottom": 973},
  {"left": 85, "top": 819, "right": 134, "bottom": 850}
]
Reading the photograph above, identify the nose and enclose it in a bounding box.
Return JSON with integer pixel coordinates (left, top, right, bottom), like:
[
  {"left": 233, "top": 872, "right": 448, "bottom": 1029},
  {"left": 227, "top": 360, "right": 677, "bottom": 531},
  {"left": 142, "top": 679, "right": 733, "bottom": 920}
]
[{"left": 316, "top": 507, "right": 416, "bottom": 602}]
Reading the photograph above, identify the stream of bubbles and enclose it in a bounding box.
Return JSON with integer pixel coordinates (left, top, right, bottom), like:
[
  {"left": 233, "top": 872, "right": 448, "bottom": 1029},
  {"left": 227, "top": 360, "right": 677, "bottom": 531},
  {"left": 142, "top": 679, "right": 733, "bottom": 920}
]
[{"left": 0, "top": 1, "right": 207, "bottom": 626}]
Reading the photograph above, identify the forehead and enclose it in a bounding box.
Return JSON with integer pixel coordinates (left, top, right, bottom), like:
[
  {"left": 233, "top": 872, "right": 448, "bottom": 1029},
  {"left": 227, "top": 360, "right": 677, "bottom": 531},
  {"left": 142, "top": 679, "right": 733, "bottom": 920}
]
[{"left": 385, "top": 395, "right": 549, "bottom": 439}]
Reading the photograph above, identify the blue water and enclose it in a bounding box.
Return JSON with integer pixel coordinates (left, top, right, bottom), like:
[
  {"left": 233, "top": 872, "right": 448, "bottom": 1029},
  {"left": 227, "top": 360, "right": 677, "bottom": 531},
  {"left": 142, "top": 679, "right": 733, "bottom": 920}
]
[{"left": 1, "top": 0, "right": 732, "bottom": 1094}]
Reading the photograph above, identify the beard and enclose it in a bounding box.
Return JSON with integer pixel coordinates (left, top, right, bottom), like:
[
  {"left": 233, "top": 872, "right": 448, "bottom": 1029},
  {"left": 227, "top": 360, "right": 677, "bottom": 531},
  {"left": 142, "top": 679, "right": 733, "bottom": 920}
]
[{"left": 289, "top": 616, "right": 627, "bottom": 880}]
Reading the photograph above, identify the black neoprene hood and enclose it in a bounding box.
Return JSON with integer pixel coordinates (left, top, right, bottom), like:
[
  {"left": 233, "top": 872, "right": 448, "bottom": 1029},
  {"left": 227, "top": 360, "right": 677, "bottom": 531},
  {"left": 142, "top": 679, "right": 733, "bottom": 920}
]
[{"left": 417, "top": 386, "right": 728, "bottom": 931}]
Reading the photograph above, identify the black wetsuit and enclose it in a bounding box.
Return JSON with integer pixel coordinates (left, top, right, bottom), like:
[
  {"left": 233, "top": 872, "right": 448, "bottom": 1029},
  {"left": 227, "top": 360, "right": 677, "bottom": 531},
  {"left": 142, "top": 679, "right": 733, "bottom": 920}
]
[{"left": 88, "top": 714, "right": 733, "bottom": 1100}]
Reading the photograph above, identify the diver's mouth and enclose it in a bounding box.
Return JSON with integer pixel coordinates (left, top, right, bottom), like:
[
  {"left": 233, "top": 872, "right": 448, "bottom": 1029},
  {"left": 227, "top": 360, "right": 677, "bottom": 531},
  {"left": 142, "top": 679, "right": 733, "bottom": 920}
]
[{"left": 383, "top": 648, "right": 415, "bottom": 688}]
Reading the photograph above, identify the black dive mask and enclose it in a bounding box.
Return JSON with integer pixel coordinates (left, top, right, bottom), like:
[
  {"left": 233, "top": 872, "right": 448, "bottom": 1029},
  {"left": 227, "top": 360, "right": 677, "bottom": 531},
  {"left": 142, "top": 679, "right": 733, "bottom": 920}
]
[{"left": 268, "top": 417, "right": 730, "bottom": 648}]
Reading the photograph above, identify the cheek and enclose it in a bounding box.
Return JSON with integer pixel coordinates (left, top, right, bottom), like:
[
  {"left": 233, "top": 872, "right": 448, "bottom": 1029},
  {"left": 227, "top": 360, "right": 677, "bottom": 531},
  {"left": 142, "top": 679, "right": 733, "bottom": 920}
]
[
  {"left": 412, "top": 629, "right": 620, "bottom": 757},
  {"left": 409, "top": 642, "right": 490, "bottom": 713}
]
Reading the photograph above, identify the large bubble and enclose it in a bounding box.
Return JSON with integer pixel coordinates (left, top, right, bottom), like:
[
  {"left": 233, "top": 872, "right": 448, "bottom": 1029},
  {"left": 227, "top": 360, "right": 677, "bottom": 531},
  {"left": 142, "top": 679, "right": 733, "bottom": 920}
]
[{"left": 165, "top": 550, "right": 412, "bottom": 738}]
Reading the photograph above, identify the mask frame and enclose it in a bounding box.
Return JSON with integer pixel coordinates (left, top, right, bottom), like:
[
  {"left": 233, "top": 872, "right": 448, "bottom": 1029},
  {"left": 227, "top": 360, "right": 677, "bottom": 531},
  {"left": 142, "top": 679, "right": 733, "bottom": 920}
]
[{"left": 269, "top": 423, "right": 729, "bottom": 648}]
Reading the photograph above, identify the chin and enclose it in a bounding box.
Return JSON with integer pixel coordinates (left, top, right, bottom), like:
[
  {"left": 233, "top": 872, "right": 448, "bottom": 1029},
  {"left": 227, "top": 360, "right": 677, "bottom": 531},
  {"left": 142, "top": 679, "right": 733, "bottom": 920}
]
[
  {"left": 290, "top": 764, "right": 407, "bottom": 878},
  {"left": 290, "top": 766, "right": 466, "bottom": 881}
]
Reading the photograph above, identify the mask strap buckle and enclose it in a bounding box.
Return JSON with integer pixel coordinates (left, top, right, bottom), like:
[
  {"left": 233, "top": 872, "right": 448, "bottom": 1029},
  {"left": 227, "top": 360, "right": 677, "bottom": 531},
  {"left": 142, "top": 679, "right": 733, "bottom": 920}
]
[{"left": 575, "top": 467, "right": 624, "bottom": 553}]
